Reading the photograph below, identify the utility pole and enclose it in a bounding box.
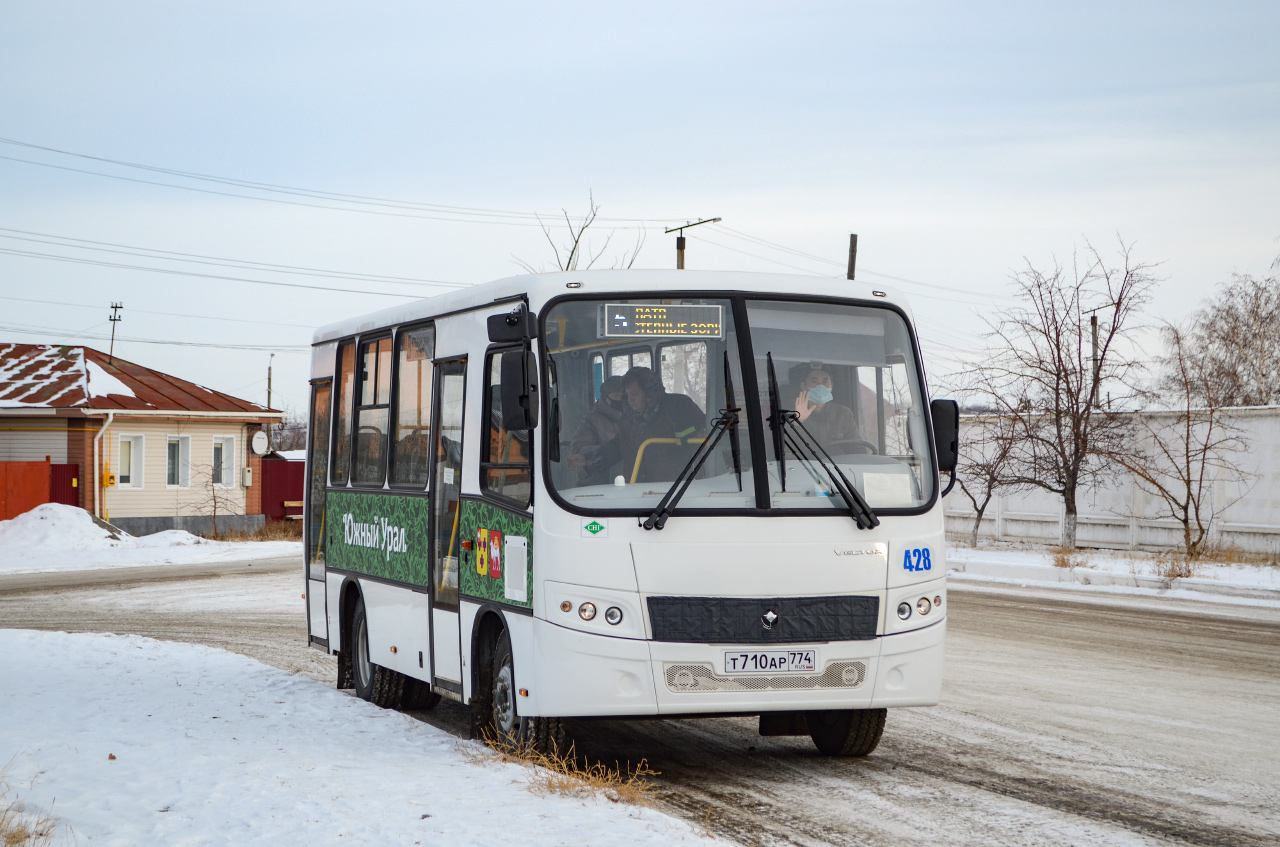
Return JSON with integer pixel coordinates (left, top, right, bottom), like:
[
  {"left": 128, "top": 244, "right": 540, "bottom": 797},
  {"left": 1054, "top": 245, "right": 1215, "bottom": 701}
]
[
  {"left": 1083, "top": 303, "right": 1116, "bottom": 407},
  {"left": 108, "top": 303, "right": 123, "bottom": 362},
  {"left": 846, "top": 234, "right": 858, "bottom": 280},
  {"left": 267, "top": 353, "right": 276, "bottom": 449},
  {"left": 1090, "top": 313, "right": 1099, "bottom": 407},
  {"left": 664, "top": 217, "right": 721, "bottom": 269}
]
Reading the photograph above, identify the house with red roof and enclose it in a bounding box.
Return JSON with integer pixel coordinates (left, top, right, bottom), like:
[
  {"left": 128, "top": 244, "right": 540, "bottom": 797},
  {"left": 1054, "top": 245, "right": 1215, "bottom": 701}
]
[{"left": 0, "top": 343, "right": 281, "bottom": 534}]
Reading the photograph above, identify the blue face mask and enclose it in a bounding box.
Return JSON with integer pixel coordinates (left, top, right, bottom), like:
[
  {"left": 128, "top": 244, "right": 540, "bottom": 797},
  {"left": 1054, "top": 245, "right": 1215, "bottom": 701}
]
[{"left": 806, "top": 384, "right": 833, "bottom": 404}]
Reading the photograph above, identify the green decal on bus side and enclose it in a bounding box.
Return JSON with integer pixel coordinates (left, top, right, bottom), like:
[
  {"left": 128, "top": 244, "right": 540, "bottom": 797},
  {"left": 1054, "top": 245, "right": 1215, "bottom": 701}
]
[
  {"left": 458, "top": 499, "right": 534, "bottom": 609},
  {"left": 326, "top": 490, "right": 431, "bottom": 586}
]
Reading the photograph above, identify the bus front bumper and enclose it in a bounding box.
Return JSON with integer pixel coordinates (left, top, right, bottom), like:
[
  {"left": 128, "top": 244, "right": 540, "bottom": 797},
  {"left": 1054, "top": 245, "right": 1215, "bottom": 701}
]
[{"left": 529, "top": 616, "right": 945, "bottom": 718}]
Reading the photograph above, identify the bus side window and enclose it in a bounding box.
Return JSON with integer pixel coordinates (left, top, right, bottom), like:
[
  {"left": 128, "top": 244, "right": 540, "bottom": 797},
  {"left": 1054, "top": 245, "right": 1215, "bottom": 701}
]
[
  {"left": 331, "top": 341, "right": 355, "bottom": 485},
  {"left": 390, "top": 324, "right": 435, "bottom": 487},
  {"left": 352, "top": 336, "right": 393, "bottom": 485},
  {"left": 481, "top": 349, "right": 532, "bottom": 507},
  {"left": 658, "top": 341, "right": 708, "bottom": 413}
]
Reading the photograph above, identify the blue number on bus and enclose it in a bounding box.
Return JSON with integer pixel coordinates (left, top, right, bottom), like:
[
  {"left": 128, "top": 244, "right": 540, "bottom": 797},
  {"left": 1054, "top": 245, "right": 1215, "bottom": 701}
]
[{"left": 903, "top": 548, "right": 932, "bottom": 572}]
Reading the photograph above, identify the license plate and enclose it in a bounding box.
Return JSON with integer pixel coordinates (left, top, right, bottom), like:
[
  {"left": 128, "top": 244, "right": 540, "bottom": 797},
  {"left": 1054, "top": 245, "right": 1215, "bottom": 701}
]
[{"left": 724, "top": 650, "right": 816, "bottom": 674}]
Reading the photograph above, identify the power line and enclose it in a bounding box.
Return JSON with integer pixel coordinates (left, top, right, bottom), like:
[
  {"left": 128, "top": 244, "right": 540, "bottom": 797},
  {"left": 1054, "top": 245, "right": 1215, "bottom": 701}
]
[
  {"left": 0, "top": 320, "right": 308, "bottom": 353},
  {"left": 708, "top": 224, "right": 1016, "bottom": 302},
  {"left": 0, "top": 136, "right": 685, "bottom": 223},
  {"left": 0, "top": 137, "right": 686, "bottom": 228},
  {"left": 0, "top": 294, "right": 317, "bottom": 329},
  {"left": 0, "top": 247, "right": 425, "bottom": 298},
  {"left": 0, "top": 226, "right": 464, "bottom": 287}
]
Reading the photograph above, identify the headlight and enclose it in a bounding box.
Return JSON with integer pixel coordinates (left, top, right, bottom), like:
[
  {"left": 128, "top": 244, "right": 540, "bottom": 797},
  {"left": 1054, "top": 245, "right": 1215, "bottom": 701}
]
[
  {"left": 604, "top": 606, "right": 623, "bottom": 625},
  {"left": 896, "top": 601, "right": 912, "bottom": 620},
  {"left": 917, "top": 597, "right": 932, "bottom": 615},
  {"left": 578, "top": 602, "right": 597, "bottom": 621}
]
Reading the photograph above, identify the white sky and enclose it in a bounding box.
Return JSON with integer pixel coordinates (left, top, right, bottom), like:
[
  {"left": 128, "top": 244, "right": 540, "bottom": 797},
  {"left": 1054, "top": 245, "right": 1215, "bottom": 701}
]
[{"left": 2, "top": 1, "right": 1278, "bottom": 413}]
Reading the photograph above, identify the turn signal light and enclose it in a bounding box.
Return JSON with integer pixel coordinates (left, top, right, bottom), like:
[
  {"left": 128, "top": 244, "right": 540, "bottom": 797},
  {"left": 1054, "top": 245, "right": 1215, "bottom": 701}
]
[{"left": 560, "top": 601, "right": 572, "bottom": 613}]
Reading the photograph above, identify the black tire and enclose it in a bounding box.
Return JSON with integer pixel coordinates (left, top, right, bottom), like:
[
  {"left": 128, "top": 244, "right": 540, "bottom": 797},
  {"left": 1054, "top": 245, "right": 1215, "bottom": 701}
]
[
  {"left": 480, "top": 630, "right": 566, "bottom": 755},
  {"left": 336, "top": 645, "right": 354, "bottom": 690},
  {"left": 807, "top": 708, "right": 886, "bottom": 757},
  {"left": 401, "top": 677, "right": 442, "bottom": 711},
  {"left": 351, "top": 596, "right": 404, "bottom": 708}
]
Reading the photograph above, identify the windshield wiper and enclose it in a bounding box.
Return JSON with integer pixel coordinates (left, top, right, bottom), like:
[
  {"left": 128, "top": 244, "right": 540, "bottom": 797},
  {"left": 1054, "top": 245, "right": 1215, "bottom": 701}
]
[
  {"left": 766, "top": 353, "right": 879, "bottom": 530},
  {"left": 643, "top": 352, "right": 742, "bottom": 531}
]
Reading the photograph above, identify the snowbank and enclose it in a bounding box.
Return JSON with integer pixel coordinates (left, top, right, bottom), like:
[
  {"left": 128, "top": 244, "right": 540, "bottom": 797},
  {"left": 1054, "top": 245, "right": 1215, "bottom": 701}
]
[
  {"left": 0, "top": 504, "right": 298, "bottom": 573},
  {"left": 0, "top": 630, "right": 712, "bottom": 846}
]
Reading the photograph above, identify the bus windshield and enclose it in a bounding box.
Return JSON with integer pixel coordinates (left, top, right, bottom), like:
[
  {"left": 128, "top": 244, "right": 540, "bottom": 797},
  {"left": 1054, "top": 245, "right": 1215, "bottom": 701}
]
[{"left": 542, "top": 296, "right": 934, "bottom": 514}]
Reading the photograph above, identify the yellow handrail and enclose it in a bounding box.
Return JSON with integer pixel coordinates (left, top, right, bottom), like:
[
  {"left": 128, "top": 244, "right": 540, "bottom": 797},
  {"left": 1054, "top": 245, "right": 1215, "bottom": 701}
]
[{"left": 629, "top": 437, "right": 706, "bottom": 483}]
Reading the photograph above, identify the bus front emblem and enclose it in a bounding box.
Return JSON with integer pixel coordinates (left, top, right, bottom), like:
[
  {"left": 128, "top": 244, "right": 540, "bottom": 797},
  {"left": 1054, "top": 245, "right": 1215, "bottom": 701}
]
[{"left": 761, "top": 610, "right": 779, "bottom": 630}]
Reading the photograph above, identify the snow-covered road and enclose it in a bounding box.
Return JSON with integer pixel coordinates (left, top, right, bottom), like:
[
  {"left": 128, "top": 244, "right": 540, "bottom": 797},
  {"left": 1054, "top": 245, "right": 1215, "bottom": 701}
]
[{"left": 4, "top": 569, "right": 1276, "bottom": 845}]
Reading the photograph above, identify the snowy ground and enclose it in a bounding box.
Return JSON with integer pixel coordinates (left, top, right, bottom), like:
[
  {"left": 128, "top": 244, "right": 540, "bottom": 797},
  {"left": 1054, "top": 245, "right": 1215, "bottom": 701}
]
[
  {"left": 0, "top": 504, "right": 299, "bottom": 574},
  {"left": 0, "top": 629, "right": 715, "bottom": 847},
  {"left": 948, "top": 540, "right": 1280, "bottom": 588}
]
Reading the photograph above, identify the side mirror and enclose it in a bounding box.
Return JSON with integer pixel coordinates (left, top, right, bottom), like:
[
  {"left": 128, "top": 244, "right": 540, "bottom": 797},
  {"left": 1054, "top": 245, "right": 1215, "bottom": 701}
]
[
  {"left": 488, "top": 306, "right": 535, "bottom": 343},
  {"left": 501, "top": 349, "right": 538, "bottom": 431},
  {"left": 930, "top": 398, "right": 959, "bottom": 474}
]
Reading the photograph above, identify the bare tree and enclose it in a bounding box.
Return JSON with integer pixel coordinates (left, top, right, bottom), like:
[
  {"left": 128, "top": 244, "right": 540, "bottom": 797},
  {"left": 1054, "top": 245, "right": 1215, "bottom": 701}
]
[
  {"left": 271, "top": 407, "right": 307, "bottom": 452},
  {"left": 1179, "top": 254, "right": 1280, "bottom": 407},
  {"left": 965, "top": 237, "right": 1158, "bottom": 549},
  {"left": 514, "top": 192, "right": 646, "bottom": 273},
  {"left": 954, "top": 412, "right": 1019, "bottom": 546},
  {"left": 191, "top": 464, "right": 232, "bottom": 537},
  {"left": 1108, "top": 325, "right": 1252, "bottom": 558}
]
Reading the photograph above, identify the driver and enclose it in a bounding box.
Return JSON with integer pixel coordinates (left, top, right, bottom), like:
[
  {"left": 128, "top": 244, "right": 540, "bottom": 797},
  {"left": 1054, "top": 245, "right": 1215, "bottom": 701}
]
[{"left": 794, "top": 368, "right": 862, "bottom": 448}]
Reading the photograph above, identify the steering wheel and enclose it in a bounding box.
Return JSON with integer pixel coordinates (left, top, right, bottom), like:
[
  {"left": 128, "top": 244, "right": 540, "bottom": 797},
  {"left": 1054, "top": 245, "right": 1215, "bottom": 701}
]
[{"left": 824, "top": 439, "right": 877, "bottom": 455}]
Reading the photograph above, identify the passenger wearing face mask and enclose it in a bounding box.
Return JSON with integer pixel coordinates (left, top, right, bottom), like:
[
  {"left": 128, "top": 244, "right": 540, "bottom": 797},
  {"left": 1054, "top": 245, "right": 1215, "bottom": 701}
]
[
  {"left": 565, "top": 376, "right": 628, "bottom": 484},
  {"left": 794, "top": 367, "right": 862, "bottom": 447}
]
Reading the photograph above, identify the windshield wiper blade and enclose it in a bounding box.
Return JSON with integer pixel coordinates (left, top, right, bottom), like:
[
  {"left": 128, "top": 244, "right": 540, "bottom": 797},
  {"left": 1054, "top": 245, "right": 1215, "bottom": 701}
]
[
  {"left": 643, "top": 365, "right": 742, "bottom": 531},
  {"left": 766, "top": 353, "right": 879, "bottom": 530},
  {"left": 766, "top": 352, "right": 787, "bottom": 492},
  {"left": 723, "top": 351, "right": 743, "bottom": 492},
  {"left": 784, "top": 415, "right": 879, "bottom": 530}
]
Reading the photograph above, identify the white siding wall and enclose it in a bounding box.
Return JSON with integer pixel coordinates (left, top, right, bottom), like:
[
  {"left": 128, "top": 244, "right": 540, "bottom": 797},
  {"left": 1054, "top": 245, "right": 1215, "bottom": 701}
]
[
  {"left": 0, "top": 418, "right": 68, "bottom": 462},
  {"left": 945, "top": 408, "right": 1280, "bottom": 553},
  {"left": 103, "top": 418, "right": 248, "bottom": 519}
]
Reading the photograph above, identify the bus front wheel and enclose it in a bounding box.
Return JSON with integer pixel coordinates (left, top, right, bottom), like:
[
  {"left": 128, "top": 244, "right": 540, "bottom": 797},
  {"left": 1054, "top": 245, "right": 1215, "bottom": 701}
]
[
  {"left": 481, "top": 629, "right": 566, "bottom": 755},
  {"left": 351, "top": 595, "right": 404, "bottom": 708},
  {"left": 807, "top": 708, "right": 886, "bottom": 757}
]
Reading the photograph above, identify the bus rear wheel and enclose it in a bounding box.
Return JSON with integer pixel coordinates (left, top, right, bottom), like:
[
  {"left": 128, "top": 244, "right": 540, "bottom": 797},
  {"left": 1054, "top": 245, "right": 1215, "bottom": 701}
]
[
  {"left": 351, "top": 596, "right": 404, "bottom": 708},
  {"left": 807, "top": 708, "right": 886, "bottom": 757},
  {"left": 482, "top": 630, "right": 566, "bottom": 755}
]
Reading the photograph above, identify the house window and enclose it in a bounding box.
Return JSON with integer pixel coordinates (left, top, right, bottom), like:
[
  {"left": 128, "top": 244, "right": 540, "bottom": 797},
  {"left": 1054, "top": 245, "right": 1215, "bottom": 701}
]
[
  {"left": 480, "top": 350, "right": 532, "bottom": 507},
  {"left": 166, "top": 436, "right": 191, "bottom": 487},
  {"left": 212, "top": 436, "right": 236, "bottom": 487},
  {"left": 353, "top": 336, "right": 393, "bottom": 485},
  {"left": 118, "top": 435, "right": 143, "bottom": 487}
]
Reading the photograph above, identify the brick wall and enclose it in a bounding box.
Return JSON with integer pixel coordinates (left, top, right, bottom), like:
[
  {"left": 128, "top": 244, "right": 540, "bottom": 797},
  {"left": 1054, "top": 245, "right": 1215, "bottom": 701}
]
[{"left": 245, "top": 424, "right": 264, "bottom": 515}]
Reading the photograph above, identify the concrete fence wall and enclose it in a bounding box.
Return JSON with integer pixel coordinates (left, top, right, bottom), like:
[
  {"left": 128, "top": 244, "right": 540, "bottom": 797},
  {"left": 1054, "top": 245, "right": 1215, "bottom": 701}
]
[{"left": 944, "top": 406, "right": 1280, "bottom": 554}]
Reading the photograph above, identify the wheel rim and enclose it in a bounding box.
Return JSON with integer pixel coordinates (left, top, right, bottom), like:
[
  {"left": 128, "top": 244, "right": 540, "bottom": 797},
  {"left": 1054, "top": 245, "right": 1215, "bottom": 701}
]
[
  {"left": 355, "top": 616, "right": 372, "bottom": 689},
  {"left": 493, "top": 658, "right": 516, "bottom": 736}
]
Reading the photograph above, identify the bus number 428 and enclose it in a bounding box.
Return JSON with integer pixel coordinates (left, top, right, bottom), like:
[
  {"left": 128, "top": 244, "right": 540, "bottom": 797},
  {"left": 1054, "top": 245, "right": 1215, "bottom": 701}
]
[{"left": 903, "top": 548, "right": 932, "bottom": 572}]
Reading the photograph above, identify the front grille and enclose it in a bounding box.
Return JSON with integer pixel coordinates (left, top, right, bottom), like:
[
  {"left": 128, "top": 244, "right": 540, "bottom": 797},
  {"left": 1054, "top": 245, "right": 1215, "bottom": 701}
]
[
  {"left": 647, "top": 594, "right": 879, "bottom": 644},
  {"left": 663, "top": 661, "right": 867, "bottom": 693}
]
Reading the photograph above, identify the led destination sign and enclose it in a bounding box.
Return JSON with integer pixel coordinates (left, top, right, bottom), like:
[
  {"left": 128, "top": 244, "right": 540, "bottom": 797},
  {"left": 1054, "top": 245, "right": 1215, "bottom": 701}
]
[{"left": 602, "top": 304, "right": 724, "bottom": 339}]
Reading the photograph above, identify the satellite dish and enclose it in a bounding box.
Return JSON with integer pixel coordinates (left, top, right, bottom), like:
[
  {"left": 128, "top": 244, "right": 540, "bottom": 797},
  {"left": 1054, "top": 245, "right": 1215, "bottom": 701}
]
[{"left": 251, "top": 431, "right": 270, "bottom": 455}]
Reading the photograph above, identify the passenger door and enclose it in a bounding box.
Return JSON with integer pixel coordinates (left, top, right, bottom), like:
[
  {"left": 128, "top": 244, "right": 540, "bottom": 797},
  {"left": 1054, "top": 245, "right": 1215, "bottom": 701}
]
[
  {"left": 430, "top": 359, "right": 466, "bottom": 685},
  {"left": 305, "top": 380, "right": 332, "bottom": 644}
]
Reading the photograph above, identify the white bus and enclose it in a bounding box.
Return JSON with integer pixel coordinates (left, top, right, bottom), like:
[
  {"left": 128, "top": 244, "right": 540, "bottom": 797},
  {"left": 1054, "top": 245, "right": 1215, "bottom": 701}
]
[{"left": 303, "top": 270, "right": 958, "bottom": 756}]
